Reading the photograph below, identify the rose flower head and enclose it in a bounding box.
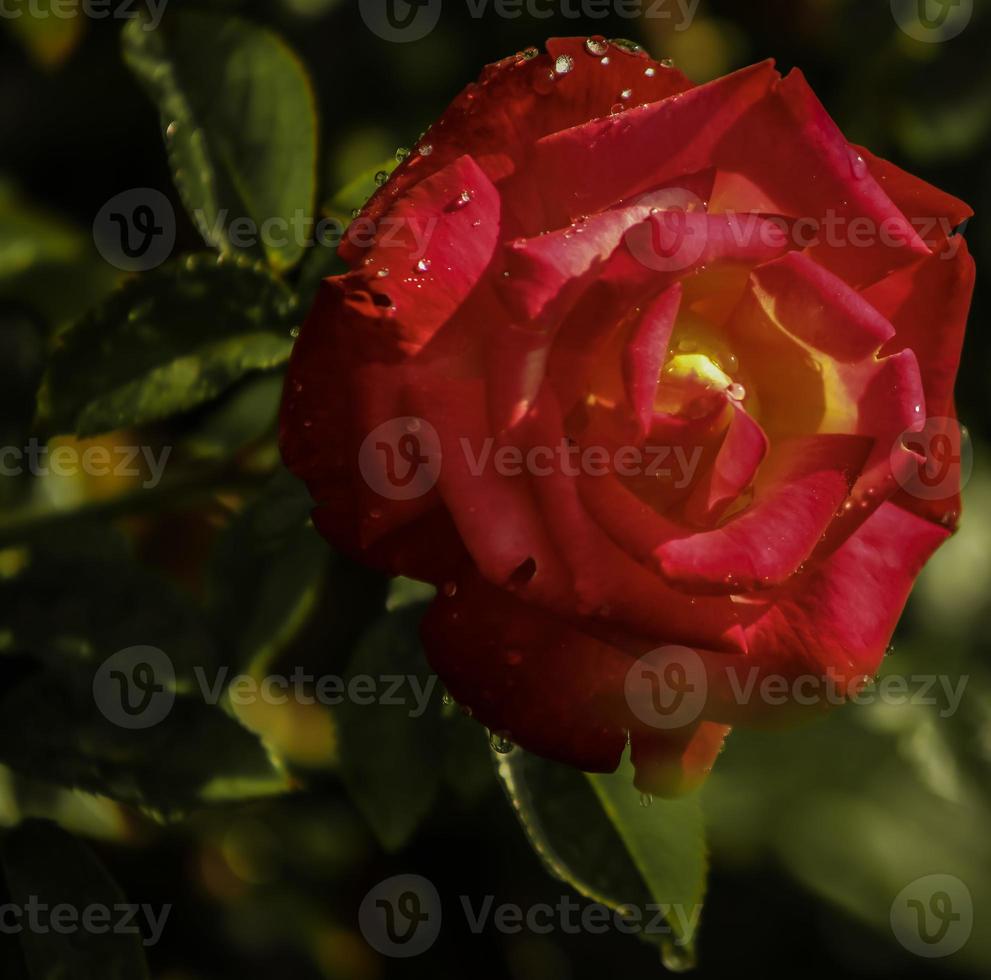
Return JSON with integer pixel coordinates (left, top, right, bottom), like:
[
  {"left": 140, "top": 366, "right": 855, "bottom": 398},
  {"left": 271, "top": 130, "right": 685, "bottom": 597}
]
[{"left": 281, "top": 38, "right": 975, "bottom": 795}]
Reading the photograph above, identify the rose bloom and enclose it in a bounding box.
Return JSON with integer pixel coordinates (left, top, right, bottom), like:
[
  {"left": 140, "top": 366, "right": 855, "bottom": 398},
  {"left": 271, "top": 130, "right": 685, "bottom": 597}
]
[{"left": 281, "top": 38, "right": 975, "bottom": 795}]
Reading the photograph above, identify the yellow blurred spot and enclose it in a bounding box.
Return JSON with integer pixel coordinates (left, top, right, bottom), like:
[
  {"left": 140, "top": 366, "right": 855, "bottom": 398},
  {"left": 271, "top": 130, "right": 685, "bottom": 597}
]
[
  {"left": 233, "top": 696, "right": 338, "bottom": 769},
  {"left": 312, "top": 926, "right": 382, "bottom": 980}
]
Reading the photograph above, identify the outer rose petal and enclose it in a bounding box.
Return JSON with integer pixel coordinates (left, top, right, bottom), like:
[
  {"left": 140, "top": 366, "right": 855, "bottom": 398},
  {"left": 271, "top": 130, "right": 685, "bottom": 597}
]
[
  {"left": 698, "top": 501, "right": 951, "bottom": 726},
  {"left": 342, "top": 38, "right": 693, "bottom": 262}
]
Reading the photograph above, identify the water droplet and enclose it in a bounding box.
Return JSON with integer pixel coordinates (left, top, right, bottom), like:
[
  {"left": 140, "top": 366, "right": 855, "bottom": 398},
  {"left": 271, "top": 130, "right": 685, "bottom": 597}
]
[
  {"left": 726, "top": 382, "right": 746, "bottom": 401},
  {"left": 442, "top": 692, "right": 454, "bottom": 706},
  {"left": 442, "top": 581, "right": 458, "bottom": 597},
  {"left": 395, "top": 146, "right": 410, "bottom": 163},
  {"left": 374, "top": 170, "right": 389, "bottom": 186},
  {"left": 885, "top": 643, "right": 895, "bottom": 658},
  {"left": 554, "top": 54, "right": 574, "bottom": 75},
  {"left": 289, "top": 325, "right": 300, "bottom": 339},
  {"left": 489, "top": 731, "right": 515, "bottom": 754},
  {"left": 849, "top": 150, "right": 868, "bottom": 180},
  {"left": 609, "top": 103, "right": 625, "bottom": 115},
  {"left": 639, "top": 792, "right": 653, "bottom": 808},
  {"left": 660, "top": 58, "right": 675, "bottom": 68},
  {"left": 376, "top": 267, "right": 390, "bottom": 278},
  {"left": 416, "top": 258, "right": 431, "bottom": 273},
  {"left": 585, "top": 36, "right": 609, "bottom": 56},
  {"left": 644, "top": 66, "right": 656, "bottom": 77},
  {"left": 418, "top": 143, "right": 433, "bottom": 157},
  {"left": 620, "top": 88, "right": 633, "bottom": 100},
  {"left": 660, "top": 938, "right": 696, "bottom": 973},
  {"left": 520, "top": 46, "right": 539, "bottom": 60},
  {"left": 165, "top": 120, "right": 178, "bottom": 139},
  {"left": 600, "top": 56, "right": 611, "bottom": 65},
  {"left": 350, "top": 207, "right": 361, "bottom": 219},
  {"left": 452, "top": 188, "right": 474, "bottom": 209}
]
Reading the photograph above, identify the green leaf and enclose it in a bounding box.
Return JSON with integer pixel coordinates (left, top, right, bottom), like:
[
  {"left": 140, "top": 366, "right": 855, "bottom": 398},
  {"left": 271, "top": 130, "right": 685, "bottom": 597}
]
[
  {"left": 0, "top": 179, "right": 119, "bottom": 327},
  {"left": 0, "top": 524, "right": 216, "bottom": 681},
  {"left": 40, "top": 255, "right": 298, "bottom": 437},
  {"left": 122, "top": 11, "right": 318, "bottom": 272},
  {"left": 0, "top": 670, "right": 290, "bottom": 814},
  {"left": 1, "top": 820, "right": 151, "bottom": 980},
  {"left": 207, "top": 470, "right": 327, "bottom": 674},
  {"left": 0, "top": 526, "right": 290, "bottom": 810},
  {"left": 325, "top": 158, "right": 396, "bottom": 224},
  {"left": 385, "top": 576, "right": 436, "bottom": 612},
  {"left": 336, "top": 606, "right": 444, "bottom": 851},
  {"left": 180, "top": 372, "right": 283, "bottom": 461},
  {"left": 496, "top": 748, "right": 706, "bottom": 966}
]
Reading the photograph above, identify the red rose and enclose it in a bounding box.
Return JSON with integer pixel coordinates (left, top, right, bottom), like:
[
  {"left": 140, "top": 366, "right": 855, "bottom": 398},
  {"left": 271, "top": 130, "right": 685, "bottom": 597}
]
[{"left": 281, "top": 38, "right": 975, "bottom": 795}]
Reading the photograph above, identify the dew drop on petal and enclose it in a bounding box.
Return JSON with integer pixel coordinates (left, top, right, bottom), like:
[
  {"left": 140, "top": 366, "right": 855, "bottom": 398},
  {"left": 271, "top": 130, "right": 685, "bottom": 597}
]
[
  {"left": 416, "top": 258, "right": 431, "bottom": 272},
  {"left": 555, "top": 53, "right": 574, "bottom": 75},
  {"left": 585, "top": 36, "right": 609, "bottom": 56},
  {"left": 374, "top": 170, "right": 389, "bottom": 186}
]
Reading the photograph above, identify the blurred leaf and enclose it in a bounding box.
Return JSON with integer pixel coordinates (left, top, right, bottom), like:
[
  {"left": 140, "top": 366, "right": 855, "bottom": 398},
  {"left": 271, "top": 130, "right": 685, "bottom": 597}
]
[
  {"left": 1, "top": 820, "right": 150, "bottom": 980},
  {"left": 207, "top": 470, "right": 327, "bottom": 673},
  {"left": 336, "top": 606, "right": 444, "bottom": 851},
  {"left": 0, "top": 668, "right": 290, "bottom": 812},
  {"left": 326, "top": 158, "right": 395, "bottom": 224},
  {"left": 895, "top": 82, "right": 991, "bottom": 163},
  {"left": 40, "top": 256, "right": 298, "bottom": 437},
  {"left": 123, "top": 10, "right": 318, "bottom": 272},
  {"left": 0, "top": 179, "right": 119, "bottom": 327},
  {"left": 496, "top": 748, "right": 706, "bottom": 963},
  {"left": 0, "top": 179, "right": 81, "bottom": 280},
  {"left": 2, "top": 1, "right": 84, "bottom": 68},
  {"left": 704, "top": 694, "right": 991, "bottom": 972},
  {"left": 181, "top": 372, "right": 283, "bottom": 461},
  {"left": 0, "top": 522, "right": 215, "bottom": 680},
  {"left": 385, "top": 576, "right": 436, "bottom": 612}
]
